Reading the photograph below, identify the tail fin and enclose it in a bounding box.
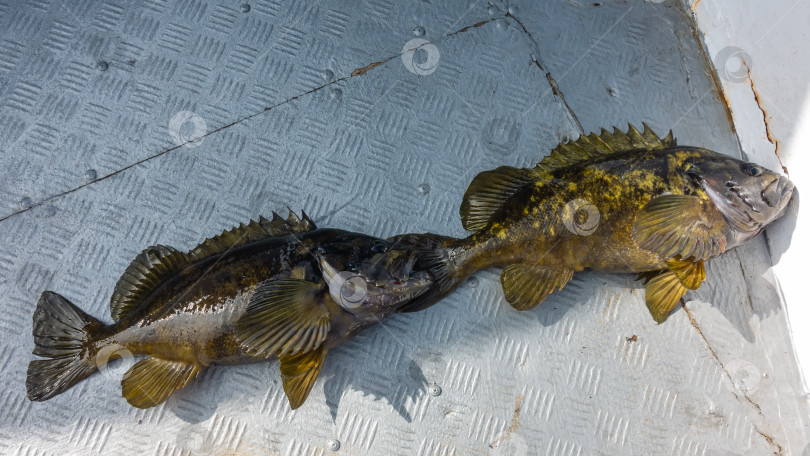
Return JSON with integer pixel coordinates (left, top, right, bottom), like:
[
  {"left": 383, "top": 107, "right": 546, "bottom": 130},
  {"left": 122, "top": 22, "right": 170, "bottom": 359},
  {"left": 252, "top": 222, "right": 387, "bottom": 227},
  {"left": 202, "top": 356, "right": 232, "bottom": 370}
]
[
  {"left": 388, "top": 233, "right": 468, "bottom": 313},
  {"left": 27, "top": 291, "right": 104, "bottom": 401}
]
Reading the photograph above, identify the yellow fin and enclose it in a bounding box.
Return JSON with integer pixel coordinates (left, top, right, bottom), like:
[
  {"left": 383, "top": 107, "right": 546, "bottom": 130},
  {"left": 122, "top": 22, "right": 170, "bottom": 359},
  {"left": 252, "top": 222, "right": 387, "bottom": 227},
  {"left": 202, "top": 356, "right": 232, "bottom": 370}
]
[
  {"left": 234, "top": 279, "right": 331, "bottom": 358},
  {"left": 536, "top": 123, "right": 675, "bottom": 172},
  {"left": 121, "top": 357, "right": 200, "bottom": 409},
  {"left": 110, "top": 245, "right": 190, "bottom": 321},
  {"left": 279, "top": 345, "right": 327, "bottom": 409},
  {"left": 632, "top": 194, "right": 727, "bottom": 262},
  {"left": 188, "top": 210, "right": 316, "bottom": 261},
  {"left": 644, "top": 270, "right": 688, "bottom": 324},
  {"left": 460, "top": 166, "right": 534, "bottom": 232},
  {"left": 666, "top": 257, "right": 705, "bottom": 290},
  {"left": 501, "top": 264, "right": 573, "bottom": 311}
]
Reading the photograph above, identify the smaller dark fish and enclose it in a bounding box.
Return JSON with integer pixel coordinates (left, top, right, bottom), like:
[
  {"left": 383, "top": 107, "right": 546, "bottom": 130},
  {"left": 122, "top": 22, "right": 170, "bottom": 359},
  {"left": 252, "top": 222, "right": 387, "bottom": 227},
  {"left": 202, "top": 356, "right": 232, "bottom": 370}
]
[{"left": 27, "top": 211, "right": 433, "bottom": 409}]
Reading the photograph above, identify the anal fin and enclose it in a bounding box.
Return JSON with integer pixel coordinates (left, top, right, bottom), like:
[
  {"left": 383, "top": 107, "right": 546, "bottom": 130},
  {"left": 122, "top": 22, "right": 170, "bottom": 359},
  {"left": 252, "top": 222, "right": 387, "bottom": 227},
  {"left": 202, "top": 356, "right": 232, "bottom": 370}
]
[
  {"left": 644, "top": 270, "right": 688, "bottom": 324},
  {"left": 279, "top": 345, "right": 327, "bottom": 409},
  {"left": 501, "top": 264, "right": 573, "bottom": 311},
  {"left": 121, "top": 357, "right": 200, "bottom": 409}
]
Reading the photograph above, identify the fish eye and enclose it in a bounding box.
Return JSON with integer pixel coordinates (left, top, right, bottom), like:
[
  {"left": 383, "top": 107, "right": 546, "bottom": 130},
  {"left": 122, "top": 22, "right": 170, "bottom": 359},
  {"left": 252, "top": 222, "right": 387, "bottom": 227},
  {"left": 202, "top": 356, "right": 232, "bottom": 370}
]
[
  {"left": 742, "top": 163, "right": 762, "bottom": 177},
  {"left": 370, "top": 241, "right": 389, "bottom": 254}
]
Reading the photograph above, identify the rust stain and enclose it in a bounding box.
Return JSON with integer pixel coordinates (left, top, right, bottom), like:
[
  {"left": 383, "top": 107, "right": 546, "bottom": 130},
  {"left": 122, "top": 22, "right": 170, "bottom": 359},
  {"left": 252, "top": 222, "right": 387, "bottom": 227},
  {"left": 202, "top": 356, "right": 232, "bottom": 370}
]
[
  {"left": 351, "top": 60, "right": 387, "bottom": 77},
  {"left": 488, "top": 394, "right": 525, "bottom": 448},
  {"left": 744, "top": 62, "right": 789, "bottom": 176},
  {"left": 449, "top": 20, "right": 490, "bottom": 36},
  {"left": 625, "top": 335, "right": 638, "bottom": 342},
  {"left": 691, "top": 0, "right": 703, "bottom": 12}
]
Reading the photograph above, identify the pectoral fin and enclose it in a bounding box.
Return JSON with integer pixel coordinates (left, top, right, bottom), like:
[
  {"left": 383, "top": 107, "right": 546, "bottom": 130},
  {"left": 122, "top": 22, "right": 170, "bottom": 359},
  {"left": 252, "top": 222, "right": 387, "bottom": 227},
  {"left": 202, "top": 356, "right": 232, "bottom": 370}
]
[
  {"left": 643, "top": 270, "right": 688, "bottom": 324},
  {"left": 278, "top": 345, "right": 327, "bottom": 409},
  {"left": 632, "top": 195, "right": 727, "bottom": 262},
  {"left": 121, "top": 357, "right": 200, "bottom": 409},
  {"left": 234, "top": 279, "right": 331, "bottom": 358},
  {"left": 666, "top": 257, "right": 705, "bottom": 290},
  {"left": 501, "top": 264, "right": 574, "bottom": 311}
]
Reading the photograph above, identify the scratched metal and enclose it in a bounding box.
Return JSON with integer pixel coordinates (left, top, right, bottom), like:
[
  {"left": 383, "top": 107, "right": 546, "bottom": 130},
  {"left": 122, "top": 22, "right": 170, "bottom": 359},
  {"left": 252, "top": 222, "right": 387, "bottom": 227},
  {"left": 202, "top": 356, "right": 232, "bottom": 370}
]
[{"left": 0, "top": 0, "right": 806, "bottom": 455}]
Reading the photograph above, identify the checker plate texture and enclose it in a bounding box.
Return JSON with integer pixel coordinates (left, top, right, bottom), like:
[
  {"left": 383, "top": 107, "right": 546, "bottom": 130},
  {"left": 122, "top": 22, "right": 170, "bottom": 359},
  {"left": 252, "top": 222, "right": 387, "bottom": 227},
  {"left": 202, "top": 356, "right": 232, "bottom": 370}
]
[{"left": 0, "top": 0, "right": 808, "bottom": 454}]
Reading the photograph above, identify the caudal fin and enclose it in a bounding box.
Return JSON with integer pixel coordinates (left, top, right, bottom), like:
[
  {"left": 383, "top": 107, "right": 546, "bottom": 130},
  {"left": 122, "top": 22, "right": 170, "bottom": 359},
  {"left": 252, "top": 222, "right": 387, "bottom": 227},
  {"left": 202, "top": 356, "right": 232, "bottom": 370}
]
[
  {"left": 388, "top": 234, "right": 467, "bottom": 313},
  {"left": 27, "top": 291, "right": 103, "bottom": 401}
]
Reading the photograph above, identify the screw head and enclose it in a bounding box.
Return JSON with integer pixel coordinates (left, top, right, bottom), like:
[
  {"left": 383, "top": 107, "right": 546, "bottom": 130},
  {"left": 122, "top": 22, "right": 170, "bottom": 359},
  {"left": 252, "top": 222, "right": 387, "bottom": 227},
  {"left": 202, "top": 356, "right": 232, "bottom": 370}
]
[{"left": 327, "top": 438, "right": 340, "bottom": 451}]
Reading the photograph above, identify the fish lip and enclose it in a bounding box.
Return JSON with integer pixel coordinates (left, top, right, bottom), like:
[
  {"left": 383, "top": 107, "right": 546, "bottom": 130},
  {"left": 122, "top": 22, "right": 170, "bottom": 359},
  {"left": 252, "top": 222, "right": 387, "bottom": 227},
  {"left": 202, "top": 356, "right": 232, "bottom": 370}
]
[{"left": 762, "top": 175, "right": 794, "bottom": 208}]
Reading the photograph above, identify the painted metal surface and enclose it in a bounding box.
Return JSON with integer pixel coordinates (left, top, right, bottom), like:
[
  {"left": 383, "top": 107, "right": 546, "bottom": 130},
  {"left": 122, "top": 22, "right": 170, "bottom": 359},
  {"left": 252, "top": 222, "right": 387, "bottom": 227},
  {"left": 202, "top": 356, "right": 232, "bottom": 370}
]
[{"left": 0, "top": 0, "right": 806, "bottom": 454}]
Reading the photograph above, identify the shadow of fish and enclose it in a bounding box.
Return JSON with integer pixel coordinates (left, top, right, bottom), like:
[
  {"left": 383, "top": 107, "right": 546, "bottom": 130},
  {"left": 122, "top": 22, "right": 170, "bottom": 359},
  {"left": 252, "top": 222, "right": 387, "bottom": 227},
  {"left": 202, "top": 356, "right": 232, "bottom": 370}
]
[
  {"left": 394, "top": 124, "right": 795, "bottom": 323},
  {"left": 27, "top": 211, "right": 433, "bottom": 409}
]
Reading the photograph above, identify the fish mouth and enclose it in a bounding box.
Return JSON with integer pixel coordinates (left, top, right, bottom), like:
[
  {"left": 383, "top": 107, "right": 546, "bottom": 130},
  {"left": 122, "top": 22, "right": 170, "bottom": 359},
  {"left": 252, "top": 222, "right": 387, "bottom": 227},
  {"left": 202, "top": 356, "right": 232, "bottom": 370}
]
[
  {"left": 701, "top": 180, "right": 759, "bottom": 232},
  {"left": 762, "top": 175, "right": 794, "bottom": 209}
]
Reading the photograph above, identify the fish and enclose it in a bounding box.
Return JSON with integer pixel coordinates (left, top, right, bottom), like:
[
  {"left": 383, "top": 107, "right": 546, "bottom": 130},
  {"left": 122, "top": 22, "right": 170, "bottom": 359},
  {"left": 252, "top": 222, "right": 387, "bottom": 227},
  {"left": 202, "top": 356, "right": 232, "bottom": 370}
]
[
  {"left": 394, "top": 124, "right": 795, "bottom": 323},
  {"left": 26, "top": 211, "right": 433, "bottom": 409}
]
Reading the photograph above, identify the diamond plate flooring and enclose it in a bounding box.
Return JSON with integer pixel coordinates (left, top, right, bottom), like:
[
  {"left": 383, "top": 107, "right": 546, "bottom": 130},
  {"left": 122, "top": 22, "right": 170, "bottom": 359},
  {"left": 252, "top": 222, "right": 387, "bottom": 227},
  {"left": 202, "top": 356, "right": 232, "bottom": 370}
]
[{"left": 0, "top": 0, "right": 808, "bottom": 455}]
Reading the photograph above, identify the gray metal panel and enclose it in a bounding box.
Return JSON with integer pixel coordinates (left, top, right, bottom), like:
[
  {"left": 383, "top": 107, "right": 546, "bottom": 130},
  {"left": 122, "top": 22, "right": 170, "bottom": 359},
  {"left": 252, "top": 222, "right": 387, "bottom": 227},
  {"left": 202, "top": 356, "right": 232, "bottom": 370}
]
[{"left": 0, "top": 0, "right": 806, "bottom": 455}]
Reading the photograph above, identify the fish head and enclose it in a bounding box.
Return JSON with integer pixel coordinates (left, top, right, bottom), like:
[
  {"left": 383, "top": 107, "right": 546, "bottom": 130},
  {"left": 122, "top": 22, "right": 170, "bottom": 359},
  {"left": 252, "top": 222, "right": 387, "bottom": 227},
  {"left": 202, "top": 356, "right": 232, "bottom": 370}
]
[
  {"left": 688, "top": 151, "right": 795, "bottom": 248},
  {"left": 314, "top": 239, "right": 434, "bottom": 316}
]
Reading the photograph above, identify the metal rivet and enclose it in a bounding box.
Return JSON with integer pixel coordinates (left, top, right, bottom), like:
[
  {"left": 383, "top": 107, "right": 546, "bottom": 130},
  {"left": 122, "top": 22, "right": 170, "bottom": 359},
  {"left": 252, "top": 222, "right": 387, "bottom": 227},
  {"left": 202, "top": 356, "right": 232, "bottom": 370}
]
[
  {"left": 96, "top": 61, "right": 109, "bottom": 71},
  {"left": 20, "top": 197, "right": 32, "bottom": 209},
  {"left": 330, "top": 88, "right": 342, "bottom": 100},
  {"left": 508, "top": 5, "right": 519, "bottom": 15},
  {"left": 239, "top": 3, "right": 250, "bottom": 12},
  {"left": 428, "top": 383, "right": 441, "bottom": 396},
  {"left": 327, "top": 439, "right": 340, "bottom": 451},
  {"left": 44, "top": 205, "right": 57, "bottom": 217},
  {"left": 418, "top": 183, "right": 430, "bottom": 195},
  {"left": 323, "top": 69, "right": 334, "bottom": 81},
  {"left": 412, "top": 26, "right": 425, "bottom": 36},
  {"left": 85, "top": 169, "right": 97, "bottom": 180},
  {"left": 467, "top": 277, "right": 479, "bottom": 288}
]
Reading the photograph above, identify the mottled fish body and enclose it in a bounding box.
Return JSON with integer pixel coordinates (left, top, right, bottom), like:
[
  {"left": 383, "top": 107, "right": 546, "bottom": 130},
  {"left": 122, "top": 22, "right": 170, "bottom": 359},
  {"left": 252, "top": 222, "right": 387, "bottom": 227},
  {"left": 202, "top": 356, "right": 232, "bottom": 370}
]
[{"left": 396, "top": 125, "right": 794, "bottom": 323}]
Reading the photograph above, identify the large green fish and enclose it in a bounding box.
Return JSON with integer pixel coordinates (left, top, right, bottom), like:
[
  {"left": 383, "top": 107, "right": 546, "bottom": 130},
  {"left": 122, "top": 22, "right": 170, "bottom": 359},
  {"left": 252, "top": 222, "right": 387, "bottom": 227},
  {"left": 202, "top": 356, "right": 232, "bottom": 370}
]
[
  {"left": 396, "top": 124, "right": 794, "bottom": 323},
  {"left": 27, "top": 211, "right": 433, "bottom": 409}
]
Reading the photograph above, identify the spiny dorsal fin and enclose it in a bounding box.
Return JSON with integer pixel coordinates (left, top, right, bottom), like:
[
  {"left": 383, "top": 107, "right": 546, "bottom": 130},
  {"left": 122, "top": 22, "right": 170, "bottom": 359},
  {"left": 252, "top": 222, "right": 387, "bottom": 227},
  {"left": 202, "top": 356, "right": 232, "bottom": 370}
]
[
  {"left": 536, "top": 123, "right": 676, "bottom": 173},
  {"left": 460, "top": 166, "right": 534, "bottom": 232},
  {"left": 110, "top": 245, "right": 191, "bottom": 322},
  {"left": 188, "top": 210, "right": 316, "bottom": 261}
]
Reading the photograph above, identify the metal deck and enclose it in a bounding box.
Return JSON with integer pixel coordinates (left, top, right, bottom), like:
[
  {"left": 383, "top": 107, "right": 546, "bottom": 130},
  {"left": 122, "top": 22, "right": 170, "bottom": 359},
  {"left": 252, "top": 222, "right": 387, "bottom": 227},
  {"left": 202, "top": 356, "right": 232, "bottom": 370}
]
[{"left": 0, "top": 0, "right": 807, "bottom": 454}]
